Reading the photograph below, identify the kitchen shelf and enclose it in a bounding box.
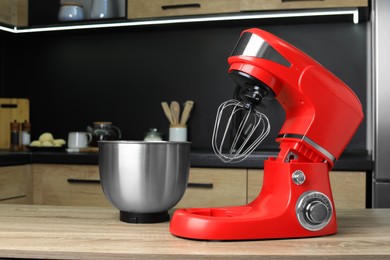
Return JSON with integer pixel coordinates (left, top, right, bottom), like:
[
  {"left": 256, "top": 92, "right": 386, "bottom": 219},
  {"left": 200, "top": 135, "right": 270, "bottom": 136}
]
[{"left": 0, "top": 7, "right": 365, "bottom": 34}]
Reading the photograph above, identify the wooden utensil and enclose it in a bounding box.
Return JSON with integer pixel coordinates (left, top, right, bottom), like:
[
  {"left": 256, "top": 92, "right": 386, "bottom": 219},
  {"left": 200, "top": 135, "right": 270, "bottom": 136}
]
[
  {"left": 180, "top": 100, "right": 194, "bottom": 125},
  {"left": 161, "top": 102, "right": 173, "bottom": 124},
  {"left": 170, "top": 101, "right": 180, "bottom": 126}
]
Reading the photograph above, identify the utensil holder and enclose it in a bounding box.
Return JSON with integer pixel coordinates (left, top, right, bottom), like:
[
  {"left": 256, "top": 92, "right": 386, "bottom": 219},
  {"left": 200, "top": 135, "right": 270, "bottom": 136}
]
[{"left": 169, "top": 126, "right": 187, "bottom": 141}]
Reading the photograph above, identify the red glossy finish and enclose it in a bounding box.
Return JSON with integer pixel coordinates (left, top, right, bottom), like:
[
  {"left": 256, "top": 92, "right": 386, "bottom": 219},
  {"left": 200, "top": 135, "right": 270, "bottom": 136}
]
[
  {"left": 170, "top": 159, "right": 337, "bottom": 240},
  {"left": 170, "top": 28, "right": 362, "bottom": 241},
  {"left": 228, "top": 28, "right": 363, "bottom": 166}
]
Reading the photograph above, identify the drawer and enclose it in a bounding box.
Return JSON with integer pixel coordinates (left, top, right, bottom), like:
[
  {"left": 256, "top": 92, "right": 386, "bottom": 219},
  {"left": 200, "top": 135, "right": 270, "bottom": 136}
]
[
  {"left": 241, "top": 0, "right": 368, "bottom": 12},
  {"left": 0, "top": 165, "right": 31, "bottom": 203},
  {"left": 329, "top": 171, "right": 366, "bottom": 209},
  {"left": 247, "top": 169, "right": 264, "bottom": 204},
  {"left": 127, "top": 0, "right": 241, "bottom": 19},
  {"left": 176, "top": 168, "right": 247, "bottom": 208},
  {"left": 247, "top": 169, "right": 366, "bottom": 209},
  {"left": 32, "top": 164, "right": 112, "bottom": 207}
]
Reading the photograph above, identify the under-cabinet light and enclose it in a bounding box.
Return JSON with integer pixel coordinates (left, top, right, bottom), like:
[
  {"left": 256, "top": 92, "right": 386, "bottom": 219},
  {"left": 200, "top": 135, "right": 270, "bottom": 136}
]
[{"left": 0, "top": 8, "right": 359, "bottom": 34}]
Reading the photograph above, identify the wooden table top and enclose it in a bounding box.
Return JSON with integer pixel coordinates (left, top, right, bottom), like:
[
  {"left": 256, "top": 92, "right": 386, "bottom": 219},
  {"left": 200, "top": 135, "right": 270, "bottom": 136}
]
[{"left": 0, "top": 204, "right": 389, "bottom": 259}]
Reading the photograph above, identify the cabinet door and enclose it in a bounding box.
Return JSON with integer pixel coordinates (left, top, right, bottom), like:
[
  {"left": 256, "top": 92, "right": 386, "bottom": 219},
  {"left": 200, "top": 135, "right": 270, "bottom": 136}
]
[
  {"left": 32, "top": 164, "right": 112, "bottom": 207},
  {"left": 247, "top": 169, "right": 264, "bottom": 204},
  {"left": 176, "top": 168, "right": 247, "bottom": 208},
  {"left": 128, "top": 0, "right": 240, "bottom": 19},
  {"left": 0, "top": 165, "right": 32, "bottom": 204},
  {"left": 329, "top": 171, "right": 366, "bottom": 209},
  {"left": 247, "top": 169, "right": 366, "bottom": 209},
  {"left": 241, "top": 0, "right": 368, "bottom": 12}
]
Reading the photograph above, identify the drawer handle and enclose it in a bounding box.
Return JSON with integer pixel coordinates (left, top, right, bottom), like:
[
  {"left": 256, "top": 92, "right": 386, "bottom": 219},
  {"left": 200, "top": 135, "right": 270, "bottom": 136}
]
[
  {"left": 0, "top": 103, "right": 18, "bottom": 108},
  {"left": 67, "top": 178, "right": 101, "bottom": 184},
  {"left": 161, "top": 3, "right": 201, "bottom": 11},
  {"left": 187, "top": 182, "right": 213, "bottom": 189},
  {"left": 0, "top": 195, "right": 26, "bottom": 201},
  {"left": 67, "top": 179, "right": 212, "bottom": 188}
]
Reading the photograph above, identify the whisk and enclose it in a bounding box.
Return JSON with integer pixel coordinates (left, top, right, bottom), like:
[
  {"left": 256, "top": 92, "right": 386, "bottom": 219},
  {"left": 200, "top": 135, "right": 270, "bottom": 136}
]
[{"left": 212, "top": 99, "right": 270, "bottom": 163}]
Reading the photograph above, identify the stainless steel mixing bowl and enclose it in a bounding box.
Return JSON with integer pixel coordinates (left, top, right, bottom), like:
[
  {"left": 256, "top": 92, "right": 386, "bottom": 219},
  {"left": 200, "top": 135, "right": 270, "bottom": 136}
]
[{"left": 99, "top": 140, "right": 191, "bottom": 223}]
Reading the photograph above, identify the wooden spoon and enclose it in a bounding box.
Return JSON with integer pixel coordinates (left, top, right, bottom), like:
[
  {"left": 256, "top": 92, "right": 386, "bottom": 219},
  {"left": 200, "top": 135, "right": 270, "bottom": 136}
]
[
  {"left": 180, "top": 100, "right": 194, "bottom": 125},
  {"left": 161, "top": 102, "right": 173, "bottom": 124},
  {"left": 170, "top": 101, "right": 180, "bottom": 126}
]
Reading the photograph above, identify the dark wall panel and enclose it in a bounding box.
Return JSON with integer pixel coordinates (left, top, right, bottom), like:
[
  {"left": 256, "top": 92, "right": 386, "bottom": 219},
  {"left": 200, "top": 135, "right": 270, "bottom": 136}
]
[{"left": 0, "top": 22, "right": 367, "bottom": 152}]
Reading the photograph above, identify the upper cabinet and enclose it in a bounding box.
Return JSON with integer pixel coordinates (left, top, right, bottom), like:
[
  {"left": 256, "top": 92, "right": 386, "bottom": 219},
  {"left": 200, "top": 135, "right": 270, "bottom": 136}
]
[
  {"left": 240, "top": 0, "right": 368, "bottom": 12},
  {"left": 0, "top": 0, "right": 368, "bottom": 33},
  {"left": 128, "top": 0, "right": 367, "bottom": 19},
  {"left": 127, "top": 0, "right": 241, "bottom": 19}
]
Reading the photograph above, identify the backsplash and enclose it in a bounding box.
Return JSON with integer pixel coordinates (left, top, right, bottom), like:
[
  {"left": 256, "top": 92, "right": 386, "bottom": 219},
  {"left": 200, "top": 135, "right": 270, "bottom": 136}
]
[{"left": 0, "top": 22, "right": 368, "bottom": 151}]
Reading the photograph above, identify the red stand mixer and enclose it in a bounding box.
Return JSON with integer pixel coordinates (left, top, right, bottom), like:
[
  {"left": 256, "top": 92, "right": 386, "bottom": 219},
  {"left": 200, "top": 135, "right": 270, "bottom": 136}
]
[{"left": 170, "top": 28, "right": 364, "bottom": 240}]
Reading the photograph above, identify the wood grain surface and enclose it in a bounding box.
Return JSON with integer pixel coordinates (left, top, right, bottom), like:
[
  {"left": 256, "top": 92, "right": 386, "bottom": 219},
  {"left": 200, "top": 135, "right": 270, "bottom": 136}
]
[
  {"left": 0, "top": 98, "right": 29, "bottom": 149},
  {"left": 0, "top": 205, "right": 388, "bottom": 259}
]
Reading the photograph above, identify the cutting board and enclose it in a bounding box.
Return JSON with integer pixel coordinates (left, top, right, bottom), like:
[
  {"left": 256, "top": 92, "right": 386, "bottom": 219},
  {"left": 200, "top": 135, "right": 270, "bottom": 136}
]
[{"left": 0, "top": 98, "right": 30, "bottom": 149}]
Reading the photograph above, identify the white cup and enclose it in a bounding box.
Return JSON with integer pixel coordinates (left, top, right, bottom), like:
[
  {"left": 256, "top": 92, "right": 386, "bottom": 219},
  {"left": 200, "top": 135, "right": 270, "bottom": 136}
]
[
  {"left": 68, "top": 132, "right": 92, "bottom": 148},
  {"left": 169, "top": 126, "right": 187, "bottom": 142}
]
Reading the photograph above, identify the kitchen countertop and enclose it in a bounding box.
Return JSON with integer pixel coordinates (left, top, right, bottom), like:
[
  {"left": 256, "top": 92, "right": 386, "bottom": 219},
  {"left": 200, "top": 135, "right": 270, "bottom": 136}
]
[
  {"left": 0, "top": 149, "right": 373, "bottom": 171},
  {"left": 0, "top": 204, "right": 388, "bottom": 259}
]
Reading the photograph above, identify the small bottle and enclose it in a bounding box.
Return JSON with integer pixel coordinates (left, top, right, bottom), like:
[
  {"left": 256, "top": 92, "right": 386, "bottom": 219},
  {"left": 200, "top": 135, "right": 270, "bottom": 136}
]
[
  {"left": 10, "top": 120, "right": 20, "bottom": 151},
  {"left": 21, "top": 120, "right": 31, "bottom": 150}
]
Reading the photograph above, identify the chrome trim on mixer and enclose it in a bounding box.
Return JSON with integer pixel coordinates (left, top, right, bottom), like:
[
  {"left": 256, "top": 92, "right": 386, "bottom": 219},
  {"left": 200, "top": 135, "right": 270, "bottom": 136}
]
[{"left": 277, "top": 134, "right": 336, "bottom": 163}]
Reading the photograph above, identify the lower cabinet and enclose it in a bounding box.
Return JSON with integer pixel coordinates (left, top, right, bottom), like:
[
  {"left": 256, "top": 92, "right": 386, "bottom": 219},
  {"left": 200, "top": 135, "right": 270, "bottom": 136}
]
[
  {"left": 176, "top": 168, "right": 247, "bottom": 208},
  {"left": 31, "top": 165, "right": 247, "bottom": 209},
  {"left": 0, "top": 164, "right": 367, "bottom": 209},
  {"left": 247, "top": 169, "right": 366, "bottom": 209},
  {"left": 0, "top": 165, "right": 32, "bottom": 204},
  {"left": 32, "top": 164, "right": 111, "bottom": 207}
]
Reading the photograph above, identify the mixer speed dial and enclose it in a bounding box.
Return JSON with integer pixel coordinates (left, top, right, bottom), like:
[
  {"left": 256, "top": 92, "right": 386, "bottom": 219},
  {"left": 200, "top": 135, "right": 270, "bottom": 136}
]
[{"left": 296, "top": 191, "right": 333, "bottom": 231}]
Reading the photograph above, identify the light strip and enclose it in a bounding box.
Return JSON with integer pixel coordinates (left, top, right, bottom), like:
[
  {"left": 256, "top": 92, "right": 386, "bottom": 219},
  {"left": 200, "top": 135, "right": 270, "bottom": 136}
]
[{"left": 0, "top": 8, "right": 359, "bottom": 34}]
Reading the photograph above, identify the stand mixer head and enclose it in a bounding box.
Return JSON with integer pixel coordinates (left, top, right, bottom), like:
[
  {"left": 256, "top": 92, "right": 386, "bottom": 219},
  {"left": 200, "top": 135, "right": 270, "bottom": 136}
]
[{"left": 170, "top": 28, "right": 364, "bottom": 241}]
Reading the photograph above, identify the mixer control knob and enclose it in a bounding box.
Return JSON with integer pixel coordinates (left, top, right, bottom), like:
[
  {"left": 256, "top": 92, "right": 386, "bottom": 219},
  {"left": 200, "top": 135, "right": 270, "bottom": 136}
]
[
  {"left": 292, "top": 170, "right": 306, "bottom": 185},
  {"left": 305, "top": 201, "right": 328, "bottom": 224},
  {"left": 296, "top": 191, "right": 333, "bottom": 231}
]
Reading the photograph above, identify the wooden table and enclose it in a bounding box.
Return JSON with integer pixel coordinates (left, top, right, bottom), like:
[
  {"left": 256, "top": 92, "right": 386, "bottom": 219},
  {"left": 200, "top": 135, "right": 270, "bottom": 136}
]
[{"left": 0, "top": 204, "right": 389, "bottom": 259}]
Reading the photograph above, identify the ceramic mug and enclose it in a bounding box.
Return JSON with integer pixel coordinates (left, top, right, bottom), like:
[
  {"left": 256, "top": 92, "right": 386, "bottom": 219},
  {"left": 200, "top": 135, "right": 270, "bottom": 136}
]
[
  {"left": 58, "top": 2, "right": 85, "bottom": 21},
  {"left": 68, "top": 132, "right": 92, "bottom": 148}
]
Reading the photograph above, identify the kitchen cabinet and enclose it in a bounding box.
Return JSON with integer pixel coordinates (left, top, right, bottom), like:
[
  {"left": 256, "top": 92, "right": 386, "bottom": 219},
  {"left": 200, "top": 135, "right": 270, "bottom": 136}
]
[
  {"left": 31, "top": 164, "right": 247, "bottom": 208},
  {"left": 0, "top": 165, "right": 32, "bottom": 204},
  {"left": 241, "top": 0, "right": 368, "bottom": 12},
  {"left": 248, "top": 169, "right": 366, "bottom": 208},
  {"left": 128, "top": 0, "right": 367, "bottom": 19},
  {"left": 0, "top": 0, "right": 60, "bottom": 27},
  {"left": 0, "top": 0, "right": 368, "bottom": 33},
  {"left": 176, "top": 168, "right": 247, "bottom": 208},
  {"left": 127, "top": 0, "right": 241, "bottom": 19},
  {"left": 30, "top": 164, "right": 366, "bottom": 209},
  {"left": 32, "top": 164, "right": 111, "bottom": 207},
  {"left": 0, "top": 0, "right": 28, "bottom": 27}
]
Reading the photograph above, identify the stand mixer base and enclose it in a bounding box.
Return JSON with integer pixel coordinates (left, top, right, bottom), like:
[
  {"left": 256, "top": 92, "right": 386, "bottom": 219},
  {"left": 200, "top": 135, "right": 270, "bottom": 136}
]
[{"left": 170, "top": 159, "right": 337, "bottom": 240}]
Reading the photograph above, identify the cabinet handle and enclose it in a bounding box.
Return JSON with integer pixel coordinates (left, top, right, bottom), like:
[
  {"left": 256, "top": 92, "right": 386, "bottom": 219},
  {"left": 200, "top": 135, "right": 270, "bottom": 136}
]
[
  {"left": 161, "top": 3, "right": 201, "bottom": 11},
  {"left": 187, "top": 182, "right": 213, "bottom": 189},
  {"left": 0, "top": 103, "right": 17, "bottom": 108},
  {"left": 67, "top": 178, "right": 101, "bottom": 184}
]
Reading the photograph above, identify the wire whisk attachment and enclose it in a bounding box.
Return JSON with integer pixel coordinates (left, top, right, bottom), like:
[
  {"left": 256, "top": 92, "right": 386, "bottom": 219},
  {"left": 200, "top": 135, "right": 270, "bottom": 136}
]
[{"left": 212, "top": 99, "right": 270, "bottom": 163}]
